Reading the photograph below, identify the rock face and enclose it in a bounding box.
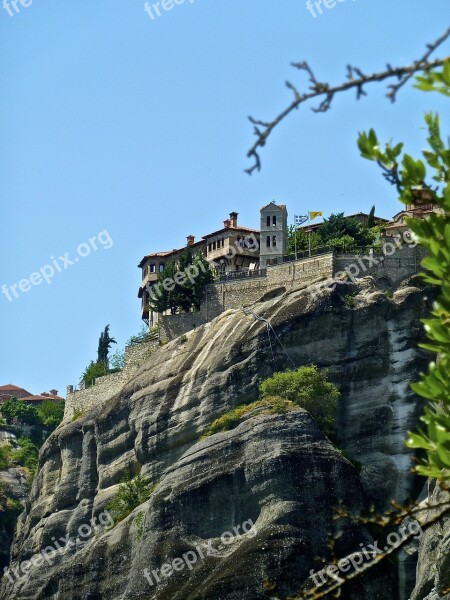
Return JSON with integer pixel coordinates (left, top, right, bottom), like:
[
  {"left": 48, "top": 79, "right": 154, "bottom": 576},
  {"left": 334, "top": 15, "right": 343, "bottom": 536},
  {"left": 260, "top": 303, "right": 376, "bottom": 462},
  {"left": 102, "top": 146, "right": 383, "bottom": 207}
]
[
  {"left": 411, "top": 482, "right": 450, "bottom": 600},
  {"left": 0, "top": 428, "right": 28, "bottom": 573},
  {"left": 0, "top": 277, "right": 434, "bottom": 599}
]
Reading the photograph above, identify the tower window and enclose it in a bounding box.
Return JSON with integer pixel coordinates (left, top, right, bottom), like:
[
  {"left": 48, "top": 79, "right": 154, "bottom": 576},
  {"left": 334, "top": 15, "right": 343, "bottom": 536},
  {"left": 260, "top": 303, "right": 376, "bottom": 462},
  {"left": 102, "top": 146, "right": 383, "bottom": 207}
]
[
  {"left": 273, "top": 215, "right": 277, "bottom": 226},
  {"left": 272, "top": 236, "right": 277, "bottom": 247},
  {"left": 266, "top": 236, "right": 271, "bottom": 248},
  {"left": 150, "top": 263, "right": 156, "bottom": 273},
  {"left": 266, "top": 215, "right": 271, "bottom": 227}
]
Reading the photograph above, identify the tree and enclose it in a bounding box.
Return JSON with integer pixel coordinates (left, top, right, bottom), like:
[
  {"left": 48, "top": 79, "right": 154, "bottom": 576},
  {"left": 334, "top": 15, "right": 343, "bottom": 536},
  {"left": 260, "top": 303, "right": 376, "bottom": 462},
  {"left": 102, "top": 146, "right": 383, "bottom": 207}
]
[
  {"left": 149, "top": 246, "right": 213, "bottom": 314},
  {"left": 97, "top": 325, "right": 117, "bottom": 368},
  {"left": 80, "top": 360, "right": 108, "bottom": 388},
  {"left": 37, "top": 400, "right": 65, "bottom": 430},
  {"left": 316, "top": 213, "right": 375, "bottom": 248},
  {"left": 356, "top": 64, "right": 450, "bottom": 481},
  {"left": 0, "top": 397, "right": 39, "bottom": 426},
  {"left": 277, "top": 58, "right": 450, "bottom": 600},
  {"left": 367, "top": 205, "right": 376, "bottom": 228},
  {"left": 259, "top": 365, "right": 339, "bottom": 436}
]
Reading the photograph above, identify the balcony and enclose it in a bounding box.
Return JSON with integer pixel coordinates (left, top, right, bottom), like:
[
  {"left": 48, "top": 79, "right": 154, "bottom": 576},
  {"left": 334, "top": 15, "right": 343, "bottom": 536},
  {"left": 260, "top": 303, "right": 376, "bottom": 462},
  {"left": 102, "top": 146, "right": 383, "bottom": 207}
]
[{"left": 142, "top": 272, "right": 159, "bottom": 288}]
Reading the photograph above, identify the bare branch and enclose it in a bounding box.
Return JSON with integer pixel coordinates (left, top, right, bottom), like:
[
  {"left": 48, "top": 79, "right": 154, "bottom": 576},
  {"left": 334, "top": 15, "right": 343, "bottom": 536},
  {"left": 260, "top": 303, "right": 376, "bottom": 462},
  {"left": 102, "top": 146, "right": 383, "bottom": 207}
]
[{"left": 245, "top": 27, "right": 450, "bottom": 175}]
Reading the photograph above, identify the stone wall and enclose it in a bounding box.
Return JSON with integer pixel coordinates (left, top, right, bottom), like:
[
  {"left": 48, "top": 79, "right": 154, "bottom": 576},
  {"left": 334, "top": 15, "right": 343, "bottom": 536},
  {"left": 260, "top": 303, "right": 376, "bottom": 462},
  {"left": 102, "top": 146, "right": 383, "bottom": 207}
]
[
  {"left": 158, "top": 256, "right": 334, "bottom": 341},
  {"left": 334, "top": 244, "right": 426, "bottom": 287},
  {"left": 64, "top": 338, "right": 159, "bottom": 421}
]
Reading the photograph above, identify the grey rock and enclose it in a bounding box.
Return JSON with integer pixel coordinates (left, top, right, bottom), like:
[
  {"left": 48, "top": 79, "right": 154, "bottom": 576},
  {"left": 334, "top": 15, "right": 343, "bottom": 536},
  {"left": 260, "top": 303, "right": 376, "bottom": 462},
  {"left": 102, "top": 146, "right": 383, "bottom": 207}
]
[{"left": 1, "top": 277, "right": 434, "bottom": 599}]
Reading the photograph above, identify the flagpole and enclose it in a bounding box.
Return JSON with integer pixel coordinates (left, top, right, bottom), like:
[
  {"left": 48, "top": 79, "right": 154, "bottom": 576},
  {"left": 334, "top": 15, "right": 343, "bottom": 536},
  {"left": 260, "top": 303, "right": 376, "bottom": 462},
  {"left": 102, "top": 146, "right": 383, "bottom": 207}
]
[
  {"left": 294, "top": 224, "right": 297, "bottom": 260},
  {"left": 308, "top": 211, "right": 311, "bottom": 258}
]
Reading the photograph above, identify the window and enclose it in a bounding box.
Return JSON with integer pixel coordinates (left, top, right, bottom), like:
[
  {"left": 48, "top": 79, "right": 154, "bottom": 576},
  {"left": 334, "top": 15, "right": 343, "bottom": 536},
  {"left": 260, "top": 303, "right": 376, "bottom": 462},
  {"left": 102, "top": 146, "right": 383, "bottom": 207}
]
[
  {"left": 150, "top": 263, "right": 156, "bottom": 273},
  {"left": 213, "top": 241, "right": 216, "bottom": 250},
  {"left": 159, "top": 264, "right": 164, "bottom": 273},
  {"left": 272, "top": 236, "right": 277, "bottom": 247},
  {"left": 222, "top": 239, "right": 225, "bottom": 248},
  {"left": 273, "top": 215, "right": 277, "bottom": 226},
  {"left": 266, "top": 236, "right": 271, "bottom": 248},
  {"left": 266, "top": 215, "right": 271, "bottom": 227}
]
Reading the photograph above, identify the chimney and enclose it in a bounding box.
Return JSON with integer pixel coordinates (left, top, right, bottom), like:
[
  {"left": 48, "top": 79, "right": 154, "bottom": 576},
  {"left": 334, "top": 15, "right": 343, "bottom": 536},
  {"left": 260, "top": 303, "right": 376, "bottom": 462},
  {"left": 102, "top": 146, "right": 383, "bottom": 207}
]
[
  {"left": 229, "top": 212, "right": 238, "bottom": 227},
  {"left": 223, "top": 219, "right": 231, "bottom": 228},
  {"left": 50, "top": 389, "right": 58, "bottom": 396},
  {"left": 186, "top": 235, "right": 195, "bottom": 246}
]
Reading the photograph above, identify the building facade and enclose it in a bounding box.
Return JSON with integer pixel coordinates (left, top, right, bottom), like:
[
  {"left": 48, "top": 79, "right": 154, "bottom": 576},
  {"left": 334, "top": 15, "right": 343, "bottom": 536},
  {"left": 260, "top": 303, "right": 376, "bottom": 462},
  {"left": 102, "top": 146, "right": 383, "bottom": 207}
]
[{"left": 259, "top": 202, "right": 288, "bottom": 268}]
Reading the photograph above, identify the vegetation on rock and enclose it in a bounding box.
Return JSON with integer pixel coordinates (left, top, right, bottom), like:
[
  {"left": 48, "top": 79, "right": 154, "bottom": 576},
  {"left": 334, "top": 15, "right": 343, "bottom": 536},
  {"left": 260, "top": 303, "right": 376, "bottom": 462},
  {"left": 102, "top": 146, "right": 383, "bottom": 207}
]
[
  {"left": 202, "top": 366, "right": 339, "bottom": 439},
  {"left": 107, "top": 473, "right": 155, "bottom": 524}
]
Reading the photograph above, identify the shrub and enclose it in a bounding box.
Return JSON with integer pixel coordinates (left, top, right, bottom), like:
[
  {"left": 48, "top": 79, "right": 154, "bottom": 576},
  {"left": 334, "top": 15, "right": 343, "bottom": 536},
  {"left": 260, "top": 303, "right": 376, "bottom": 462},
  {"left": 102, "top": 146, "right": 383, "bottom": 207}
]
[
  {"left": 107, "top": 473, "right": 155, "bottom": 524},
  {"left": 15, "top": 437, "right": 39, "bottom": 475},
  {"left": 0, "top": 444, "right": 13, "bottom": 469},
  {"left": 259, "top": 365, "right": 340, "bottom": 435}
]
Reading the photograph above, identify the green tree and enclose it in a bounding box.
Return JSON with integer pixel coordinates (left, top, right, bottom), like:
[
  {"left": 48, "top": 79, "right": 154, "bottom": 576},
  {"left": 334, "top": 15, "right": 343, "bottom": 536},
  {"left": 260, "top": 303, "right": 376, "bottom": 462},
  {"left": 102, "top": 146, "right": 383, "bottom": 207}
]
[
  {"left": 0, "top": 397, "right": 39, "bottom": 426},
  {"left": 97, "top": 325, "right": 117, "bottom": 368},
  {"left": 37, "top": 400, "right": 65, "bottom": 430},
  {"left": 357, "top": 60, "right": 450, "bottom": 481},
  {"left": 367, "top": 204, "right": 376, "bottom": 228},
  {"left": 317, "top": 213, "right": 375, "bottom": 248},
  {"left": 259, "top": 365, "right": 340, "bottom": 436},
  {"left": 80, "top": 360, "right": 108, "bottom": 388},
  {"left": 149, "top": 246, "right": 213, "bottom": 314}
]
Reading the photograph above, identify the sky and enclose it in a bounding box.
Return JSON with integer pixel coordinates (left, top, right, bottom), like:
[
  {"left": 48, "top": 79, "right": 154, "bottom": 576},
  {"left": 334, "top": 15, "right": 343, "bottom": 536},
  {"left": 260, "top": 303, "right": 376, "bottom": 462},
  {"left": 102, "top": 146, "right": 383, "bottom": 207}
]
[{"left": 1, "top": 0, "right": 449, "bottom": 397}]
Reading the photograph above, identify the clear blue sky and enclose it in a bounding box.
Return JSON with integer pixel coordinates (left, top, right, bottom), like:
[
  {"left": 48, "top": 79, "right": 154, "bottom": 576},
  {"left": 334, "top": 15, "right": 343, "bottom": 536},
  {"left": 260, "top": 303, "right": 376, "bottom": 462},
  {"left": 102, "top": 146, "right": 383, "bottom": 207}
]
[{"left": 1, "top": 1, "right": 449, "bottom": 397}]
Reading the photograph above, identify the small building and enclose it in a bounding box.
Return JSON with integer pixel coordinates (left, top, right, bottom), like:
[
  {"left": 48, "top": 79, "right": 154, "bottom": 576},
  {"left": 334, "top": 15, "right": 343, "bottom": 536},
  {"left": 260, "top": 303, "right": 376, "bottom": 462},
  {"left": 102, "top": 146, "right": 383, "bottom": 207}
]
[
  {"left": 383, "top": 194, "right": 445, "bottom": 237},
  {"left": 0, "top": 384, "right": 33, "bottom": 404},
  {"left": 203, "top": 212, "right": 260, "bottom": 273},
  {"left": 137, "top": 212, "right": 259, "bottom": 327},
  {"left": 0, "top": 385, "right": 63, "bottom": 406},
  {"left": 259, "top": 202, "right": 288, "bottom": 268}
]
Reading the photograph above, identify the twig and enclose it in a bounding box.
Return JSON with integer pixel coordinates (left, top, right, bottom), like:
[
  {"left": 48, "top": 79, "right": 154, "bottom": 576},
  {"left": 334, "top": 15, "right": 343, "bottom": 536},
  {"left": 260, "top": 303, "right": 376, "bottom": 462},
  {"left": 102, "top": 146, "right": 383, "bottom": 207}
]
[{"left": 246, "top": 27, "right": 450, "bottom": 175}]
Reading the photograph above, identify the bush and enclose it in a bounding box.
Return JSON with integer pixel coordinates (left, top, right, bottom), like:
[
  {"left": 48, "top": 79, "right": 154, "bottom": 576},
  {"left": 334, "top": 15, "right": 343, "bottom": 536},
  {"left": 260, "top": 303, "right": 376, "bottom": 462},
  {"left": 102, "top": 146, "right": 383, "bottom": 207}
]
[
  {"left": 15, "top": 437, "right": 39, "bottom": 475},
  {"left": 259, "top": 365, "right": 340, "bottom": 436},
  {"left": 107, "top": 473, "right": 154, "bottom": 524},
  {"left": 0, "top": 444, "right": 13, "bottom": 469}
]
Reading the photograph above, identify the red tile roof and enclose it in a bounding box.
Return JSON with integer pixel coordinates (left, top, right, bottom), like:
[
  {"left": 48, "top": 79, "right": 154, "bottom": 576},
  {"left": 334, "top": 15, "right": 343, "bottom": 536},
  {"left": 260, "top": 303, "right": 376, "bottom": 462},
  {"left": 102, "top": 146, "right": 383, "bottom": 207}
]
[
  {"left": 201, "top": 225, "right": 259, "bottom": 239},
  {"left": 0, "top": 384, "right": 32, "bottom": 396},
  {"left": 21, "top": 394, "right": 64, "bottom": 402}
]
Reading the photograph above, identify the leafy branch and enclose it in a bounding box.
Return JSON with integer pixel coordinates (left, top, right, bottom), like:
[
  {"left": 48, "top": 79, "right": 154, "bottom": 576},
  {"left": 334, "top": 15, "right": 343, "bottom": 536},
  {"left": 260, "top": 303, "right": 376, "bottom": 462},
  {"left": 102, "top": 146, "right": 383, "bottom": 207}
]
[{"left": 245, "top": 26, "right": 450, "bottom": 175}]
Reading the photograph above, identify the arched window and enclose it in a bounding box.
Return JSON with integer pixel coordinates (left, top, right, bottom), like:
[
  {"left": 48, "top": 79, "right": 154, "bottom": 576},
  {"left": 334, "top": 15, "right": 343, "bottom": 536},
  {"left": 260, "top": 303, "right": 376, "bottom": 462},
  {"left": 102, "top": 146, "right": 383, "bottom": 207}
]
[
  {"left": 266, "top": 215, "right": 271, "bottom": 227},
  {"left": 272, "top": 236, "right": 277, "bottom": 247},
  {"left": 273, "top": 215, "right": 277, "bottom": 226},
  {"left": 266, "top": 236, "right": 271, "bottom": 248}
]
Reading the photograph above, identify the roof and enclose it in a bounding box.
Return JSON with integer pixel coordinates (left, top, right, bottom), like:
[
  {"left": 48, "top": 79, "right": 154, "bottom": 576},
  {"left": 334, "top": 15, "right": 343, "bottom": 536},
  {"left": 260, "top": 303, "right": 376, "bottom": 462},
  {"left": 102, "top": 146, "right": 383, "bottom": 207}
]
[
  {"left": 202, "top": 225, "right": 259, "bottom": 240},
  {"left": 0, "top": 384, "right": 32, "bottom": 396},
  {"left": 21, "top": 394, "right": 64, "bottom": 402},
  {"left": 260, "top": 202, "right": 286, "bottom": 211},
  {"left": 138, "top": 250, "right": 179, "bottom": 268}
]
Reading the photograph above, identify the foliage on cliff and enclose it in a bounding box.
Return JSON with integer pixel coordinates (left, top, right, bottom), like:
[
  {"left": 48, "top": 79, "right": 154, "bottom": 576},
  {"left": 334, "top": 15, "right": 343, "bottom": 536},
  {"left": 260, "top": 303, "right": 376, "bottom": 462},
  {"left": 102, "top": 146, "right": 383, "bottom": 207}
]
[
  {"left": 260, "top": 366, "right": 339, "bottom": 436},
  {"left": 107, "top": 473, "right": 155, "bottom": 524},
  {"left": 202, "top": 366, "right": 339, "bottom": 439}
]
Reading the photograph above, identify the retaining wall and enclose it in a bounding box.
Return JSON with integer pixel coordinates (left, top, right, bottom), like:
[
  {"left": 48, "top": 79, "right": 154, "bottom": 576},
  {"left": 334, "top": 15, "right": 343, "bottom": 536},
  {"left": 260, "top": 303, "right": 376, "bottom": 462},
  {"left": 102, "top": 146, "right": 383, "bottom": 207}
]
[{"left": 64, "top": 338, "right": 159, "bottom": 421}]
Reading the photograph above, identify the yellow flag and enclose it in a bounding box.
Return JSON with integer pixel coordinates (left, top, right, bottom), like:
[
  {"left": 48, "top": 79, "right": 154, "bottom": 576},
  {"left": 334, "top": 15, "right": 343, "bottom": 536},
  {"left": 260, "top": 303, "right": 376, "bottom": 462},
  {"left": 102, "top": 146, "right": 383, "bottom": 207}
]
[{"left": 309, "top": 211, "right": 323, "bottom": 221}]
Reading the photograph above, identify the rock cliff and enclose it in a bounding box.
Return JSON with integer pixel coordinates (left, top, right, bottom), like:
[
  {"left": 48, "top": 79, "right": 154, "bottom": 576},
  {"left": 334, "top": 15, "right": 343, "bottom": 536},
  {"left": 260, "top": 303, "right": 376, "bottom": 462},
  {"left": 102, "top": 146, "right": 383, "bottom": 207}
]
[{"left": 0, "top": 277, "right": 436, "bottom": 599}]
